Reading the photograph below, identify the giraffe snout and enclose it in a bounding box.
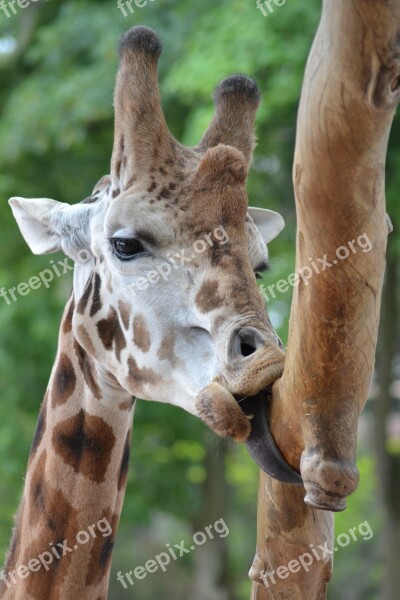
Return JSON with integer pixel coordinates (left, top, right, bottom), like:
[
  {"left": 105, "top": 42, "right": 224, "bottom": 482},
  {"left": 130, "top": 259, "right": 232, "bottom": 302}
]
[
  {"left": 193, "top": 326, "right": 286, "bottom": 445},
  {"left": 223, "top": 326, "right": 286, "bottom": 397}
]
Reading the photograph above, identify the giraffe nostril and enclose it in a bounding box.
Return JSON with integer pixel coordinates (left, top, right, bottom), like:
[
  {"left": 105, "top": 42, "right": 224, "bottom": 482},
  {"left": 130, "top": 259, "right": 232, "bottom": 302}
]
[{"left": 232, "top": 327, "right": 265, "bottom": 359}]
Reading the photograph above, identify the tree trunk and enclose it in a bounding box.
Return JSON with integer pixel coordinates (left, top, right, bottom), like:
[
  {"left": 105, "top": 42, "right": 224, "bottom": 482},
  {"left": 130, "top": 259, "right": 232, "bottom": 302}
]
[
  {"left": 250, "top": 0, "right": 400, "bottom": 597},
  {"left": 374, "top": 251, "right": 400, "bottom": 600}
]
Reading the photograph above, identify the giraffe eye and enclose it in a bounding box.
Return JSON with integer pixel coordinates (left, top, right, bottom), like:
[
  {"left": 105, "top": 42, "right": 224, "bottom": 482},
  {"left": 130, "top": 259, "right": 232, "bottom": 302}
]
[{"left": 111, "top": 238, "right": 148, "bottom": 261}]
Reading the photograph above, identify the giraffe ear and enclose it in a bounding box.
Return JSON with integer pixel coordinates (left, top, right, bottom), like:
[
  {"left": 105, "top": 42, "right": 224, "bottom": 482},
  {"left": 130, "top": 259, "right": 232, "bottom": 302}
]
[
  {"left": 9, "top": 197, "right": 93, "bottom": 257},
  {"left": 248, "top": 207, "right": 285, "bottom": 244}
]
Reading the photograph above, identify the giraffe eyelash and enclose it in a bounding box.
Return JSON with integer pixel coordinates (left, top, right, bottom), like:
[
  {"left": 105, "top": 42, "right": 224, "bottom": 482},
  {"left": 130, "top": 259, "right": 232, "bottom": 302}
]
[{"left": 110, "top": 238, "right": 151, "bottom": 261}]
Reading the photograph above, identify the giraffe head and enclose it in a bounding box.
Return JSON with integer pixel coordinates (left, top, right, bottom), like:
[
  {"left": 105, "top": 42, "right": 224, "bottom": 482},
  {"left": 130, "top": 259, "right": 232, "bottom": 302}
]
[{"left": 9, "top": 27, "right": 286, "bottom": 446}]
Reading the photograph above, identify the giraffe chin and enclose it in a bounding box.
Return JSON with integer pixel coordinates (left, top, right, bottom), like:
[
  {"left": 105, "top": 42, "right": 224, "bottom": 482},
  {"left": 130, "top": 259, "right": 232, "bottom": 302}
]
[
  {"left": 195, "top": 381, "right": 252, "bottom": 442},
  {"left": 195, "top": 382, "right": 303, "bottom": 485}
]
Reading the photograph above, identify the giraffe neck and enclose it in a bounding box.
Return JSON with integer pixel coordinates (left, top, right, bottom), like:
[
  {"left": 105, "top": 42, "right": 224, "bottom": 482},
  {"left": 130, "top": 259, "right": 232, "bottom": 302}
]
[{"left": 1, "top": 296, "right": 134, "bottom": 600}]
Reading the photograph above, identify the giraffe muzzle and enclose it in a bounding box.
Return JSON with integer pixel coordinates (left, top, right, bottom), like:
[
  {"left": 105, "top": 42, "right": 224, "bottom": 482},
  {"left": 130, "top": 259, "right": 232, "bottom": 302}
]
[
  {"left": 194, "top": 322, "right": 302, "bottom": 483},
  {"left": 224, "top": 326, "right": 286, "bottom": 397}
]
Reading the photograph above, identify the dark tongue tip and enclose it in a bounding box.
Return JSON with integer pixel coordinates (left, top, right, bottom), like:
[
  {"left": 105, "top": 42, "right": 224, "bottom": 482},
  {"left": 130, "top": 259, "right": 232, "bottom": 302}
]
[{"left": 240, "top": 391, "right": 303, "bottom": 485}]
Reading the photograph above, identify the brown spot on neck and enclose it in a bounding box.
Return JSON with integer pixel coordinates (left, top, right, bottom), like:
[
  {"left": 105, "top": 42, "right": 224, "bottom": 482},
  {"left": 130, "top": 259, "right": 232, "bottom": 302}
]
[
  {"left": 29, "top": 450, "right": 47, "bottom": 526},
  {"left": 90, "top": 273, "right": 103, "bottom": 317},
  {"left": 73, "top": 339, "right": 102, "bottom": 400},
  {"left": 62, "top": 296, "right": 75, "bottom": 334},
  {"left": 52, "top": 352, "right": 77, "bottom": 407},
  {"left": 118, "top": 429, "right": 132, "bottom": 491},
  {"left": 77, "top": 273, "right": 94, "bottom": 314},
  {"left": 29, "top": 392, "right": 48, "bottom": 462},
  {"left": 86, "top": 510, "right": 119, "bottom": 587},
  {"left": 52, "top": 410, "right": 116, "bottom": 483}
]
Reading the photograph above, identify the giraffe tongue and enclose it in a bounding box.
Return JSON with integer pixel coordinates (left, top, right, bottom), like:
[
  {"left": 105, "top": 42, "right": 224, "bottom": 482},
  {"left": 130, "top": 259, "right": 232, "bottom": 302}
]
[{"left": 240, "top": 389, "right": 303, "bottom": 485}]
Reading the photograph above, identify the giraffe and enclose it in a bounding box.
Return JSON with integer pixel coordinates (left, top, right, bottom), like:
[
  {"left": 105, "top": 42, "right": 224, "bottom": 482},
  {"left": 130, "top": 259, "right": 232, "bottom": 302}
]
[{"left": 1, "top": 27, "right": 288, "bottom": 599}]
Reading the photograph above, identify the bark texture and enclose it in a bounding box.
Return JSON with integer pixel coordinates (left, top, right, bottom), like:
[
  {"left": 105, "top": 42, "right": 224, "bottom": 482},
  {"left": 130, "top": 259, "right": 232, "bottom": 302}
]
[{"left": 250, "top": 0, "right": 400, "bottom": 597}]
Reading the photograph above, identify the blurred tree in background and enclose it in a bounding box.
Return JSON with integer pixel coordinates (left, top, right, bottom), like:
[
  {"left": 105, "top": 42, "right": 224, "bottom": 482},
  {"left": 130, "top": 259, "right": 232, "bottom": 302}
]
[{"left": 0, "top": 1, "right": 398, "bottom": 599}]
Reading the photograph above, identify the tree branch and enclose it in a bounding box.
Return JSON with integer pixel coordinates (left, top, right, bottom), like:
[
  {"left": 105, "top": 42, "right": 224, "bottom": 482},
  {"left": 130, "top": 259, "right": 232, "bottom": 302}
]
[{"left": 250, "top": 0, "right": 400, "bottom": 596}]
